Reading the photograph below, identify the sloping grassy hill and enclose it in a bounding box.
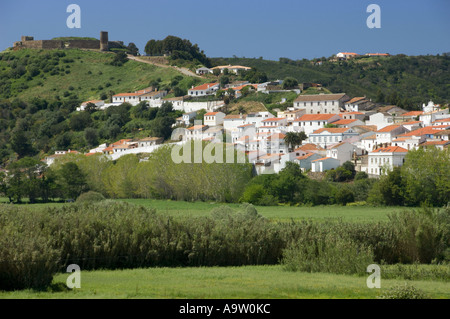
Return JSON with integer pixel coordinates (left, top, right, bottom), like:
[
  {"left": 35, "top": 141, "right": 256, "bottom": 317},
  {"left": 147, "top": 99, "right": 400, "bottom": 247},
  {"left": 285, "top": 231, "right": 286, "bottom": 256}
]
[
  {"left": 212, "top": 55, "right": 450, "bottom": 109},
  {"left": 0, "top": 49, "right": 202, "bottom": 102}
]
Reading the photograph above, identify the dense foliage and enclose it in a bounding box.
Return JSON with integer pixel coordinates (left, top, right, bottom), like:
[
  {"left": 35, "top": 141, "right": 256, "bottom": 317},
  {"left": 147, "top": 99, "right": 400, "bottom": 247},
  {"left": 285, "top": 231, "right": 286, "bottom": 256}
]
[
  {"left": 212, "top": 55, "right": 450, "bottom": 110},
  {"left": 144, "top": 35, "right": 211, "bottom": 68},
  {"left": 0, "top": 201, "right": 448, "bottom": 290}
]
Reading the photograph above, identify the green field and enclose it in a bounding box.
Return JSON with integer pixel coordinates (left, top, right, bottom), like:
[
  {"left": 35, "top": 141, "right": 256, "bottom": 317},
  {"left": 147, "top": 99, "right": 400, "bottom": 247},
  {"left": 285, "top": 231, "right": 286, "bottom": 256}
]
[
  {"left": 1, "top": 265, "right": 448, "bottom": 299},
  {"left": 0, "top": 197, "right": 404, "bottom": 222}
]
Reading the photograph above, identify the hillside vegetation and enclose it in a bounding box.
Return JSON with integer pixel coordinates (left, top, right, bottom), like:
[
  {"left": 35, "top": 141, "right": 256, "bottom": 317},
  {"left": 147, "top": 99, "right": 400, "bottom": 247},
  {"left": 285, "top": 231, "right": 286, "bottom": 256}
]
[
  {"left": 0, "top": 49, "right": 202, "bottom": 102},
  {"left": 212, "top": 55, "right": 450, "bottom": 110}
]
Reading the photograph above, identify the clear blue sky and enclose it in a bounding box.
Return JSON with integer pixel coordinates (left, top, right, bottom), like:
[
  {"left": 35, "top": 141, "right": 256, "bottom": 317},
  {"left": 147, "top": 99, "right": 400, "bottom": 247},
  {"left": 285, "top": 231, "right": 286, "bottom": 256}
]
[{"left": 1, "top": 0, "right": 449, "bottom": 60}]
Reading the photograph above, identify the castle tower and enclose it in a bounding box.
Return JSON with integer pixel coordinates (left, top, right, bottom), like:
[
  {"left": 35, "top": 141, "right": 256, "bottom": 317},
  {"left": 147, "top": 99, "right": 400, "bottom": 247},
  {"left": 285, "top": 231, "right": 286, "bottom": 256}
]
[{"left": 100, "top": 31, "right": 108, "bottom": 51}]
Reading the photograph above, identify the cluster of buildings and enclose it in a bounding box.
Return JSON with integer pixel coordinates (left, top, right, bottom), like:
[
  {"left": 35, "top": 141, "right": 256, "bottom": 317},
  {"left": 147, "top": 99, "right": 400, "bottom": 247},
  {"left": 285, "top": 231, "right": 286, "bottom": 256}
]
[
  {"left": 174, "top": 98, "right": 449, "bottom": 176},
  {"left": 67, "top": 76, "right": 449, "bottom": 177}
]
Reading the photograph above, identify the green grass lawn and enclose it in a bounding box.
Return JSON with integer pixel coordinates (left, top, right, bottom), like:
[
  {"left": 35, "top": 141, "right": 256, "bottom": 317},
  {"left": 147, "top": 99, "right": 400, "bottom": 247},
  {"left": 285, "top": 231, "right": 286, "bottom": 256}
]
[
  {"left": 118, "top": 198, "right": 404, "bottom": 223},
  {"left": 0, "top": 197, "right": 405, "bottom": 223},
  {"left": 1, "top": 265, "right": 448, "bottom": 299}
]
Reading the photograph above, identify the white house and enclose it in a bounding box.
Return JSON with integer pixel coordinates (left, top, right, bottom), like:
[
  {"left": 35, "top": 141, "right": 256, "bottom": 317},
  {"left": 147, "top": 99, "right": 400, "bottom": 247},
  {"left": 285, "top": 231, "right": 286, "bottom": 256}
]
[
  {"left": 294, "top": 152, "right": 322, "bottom": 172},
  {"left": 332, "top": 118, "right": 365, "bottom": 128},
  {"left": 308, "top": 127, "right": 359, "bottom": 148},
  {"left": 375, "top": 125, "right": 408, "bottom": 144},
  {"left": 223, "top": 114, "right": 246, "bottom": 131},
  {"left": 185, "top": 125, "right": 209, "bottom": 141},
  {"left": 204, "top": 111, "right": 226, "bottom": 126},
  {"left": 367, "top": 146, "right": 408, "bottom": 176},
  {"left": 311, "top": 157, "right": 341, "bottom": 172},
  {"left": 77, "top": 100, "right": 105, "bottom": 111},
  {"left": 344, "top": 97, "right": 372, "bottom": 112},
  {"left": 277, "top": 109, "right": 305, "bottom": 122},
  {"left": 293, "top": 93, "right": 349, "bottom": 114},
  {"left": 392, "top": 136, "right": 424, "bottom": 151},
  {"left": 136, "top": 137, "right": 163, "bottom": 148},
  {"left": 292, "top": 114, "right": 341, "bottom": 135},
  {"left": 366, "top": 112, "right": 395, "bottom": 130},
  {"left": 258, "top": 117, "right": 287, "bottom": 134},
  {"left": 336, "top": 52, "right": 360, "bottom": 60},
  {"left": 181, "top": 111, "right": 197, "bottom": 126},
  {"left": 326, "top": 142, "right": 358, "bottom": 165},
  {"left": 210, "top": 65, "right": 252, "bottom": 74},
  {"left": 420, "top": 108, "right": 449, "bottom": 127},
  {"left": 188, "top": 83, "right": 220, "bottom": 97},
  {"left": 195, "top": 67, "right": 212, "bottom": 75}
]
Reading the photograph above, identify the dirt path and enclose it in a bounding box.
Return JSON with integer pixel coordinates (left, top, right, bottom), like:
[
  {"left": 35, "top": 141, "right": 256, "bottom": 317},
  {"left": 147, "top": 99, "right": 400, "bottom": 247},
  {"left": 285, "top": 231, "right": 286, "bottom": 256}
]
[{"left": 127, "top": 55, "right": 202, "bottom": 78}]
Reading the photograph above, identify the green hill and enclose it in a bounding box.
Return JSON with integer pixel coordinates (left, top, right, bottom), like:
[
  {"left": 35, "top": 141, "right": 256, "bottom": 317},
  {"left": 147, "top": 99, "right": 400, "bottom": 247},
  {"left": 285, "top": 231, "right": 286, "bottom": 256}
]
[
  {"left": 0, "top": 48, "right": 207, "bottom": 165},
  {"left": 211, "top": 55, "right": 450, "bottom": 110},
  {"left": 0, "top": 49, "right": 201, "bottom": 102}
]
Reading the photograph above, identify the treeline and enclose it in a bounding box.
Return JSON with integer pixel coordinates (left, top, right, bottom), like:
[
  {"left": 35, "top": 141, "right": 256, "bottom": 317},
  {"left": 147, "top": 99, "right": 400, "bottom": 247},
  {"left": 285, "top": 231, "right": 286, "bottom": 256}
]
[
  {"left": 144, "top": 35, "right": 211, "bottom": 68},
  {"left": 213, "top": 55, "right": 450, "bottom": 110},
  {"left": 0, "top": 142, "right": 253, "bottom": 203},
  {"left": 1, "top": 201, "right": 448, "bottom": 290},
  {"left": 1, "top": 145, "right": 448, "bottom": 207}
]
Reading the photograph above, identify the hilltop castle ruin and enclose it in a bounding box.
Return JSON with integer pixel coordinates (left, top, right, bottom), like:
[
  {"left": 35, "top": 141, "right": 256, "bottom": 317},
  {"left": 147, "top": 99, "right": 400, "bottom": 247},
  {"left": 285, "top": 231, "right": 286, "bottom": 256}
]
[{"left": 13, "top": 31, "right": 124, "bottom": 51}]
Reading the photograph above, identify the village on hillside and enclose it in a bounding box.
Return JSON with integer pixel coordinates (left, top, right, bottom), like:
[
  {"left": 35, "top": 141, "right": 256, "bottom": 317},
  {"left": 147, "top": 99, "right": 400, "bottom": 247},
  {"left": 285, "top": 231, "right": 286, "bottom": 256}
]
[{"left": 47, "top": 60, "right": 450, "bottom": 178}]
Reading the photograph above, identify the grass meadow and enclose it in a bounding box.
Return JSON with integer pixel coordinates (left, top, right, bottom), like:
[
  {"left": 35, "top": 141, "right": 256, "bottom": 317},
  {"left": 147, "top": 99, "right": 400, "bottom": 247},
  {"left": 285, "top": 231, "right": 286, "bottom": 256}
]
[
  {"left": 1, "top": 265, "right": 448, "bottom": 299},
  {"left": 0, "top": 198, "right": 447, "bottom": 299}
]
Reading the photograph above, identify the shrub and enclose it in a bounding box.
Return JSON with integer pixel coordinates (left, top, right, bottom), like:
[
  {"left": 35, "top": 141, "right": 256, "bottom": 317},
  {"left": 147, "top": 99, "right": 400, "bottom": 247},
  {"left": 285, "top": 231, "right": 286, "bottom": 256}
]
[
  {"left": 76, "top": 191, "right": 105, "bottom": 204},
  {"left": 282, "top": 231, "right": 374, "bottom": 275},
  {"left": 378, "top": 283, "right": 429, "bottom": 299},
  {"left": 0, "top": 207, "right": 61, "bottom": 291}
]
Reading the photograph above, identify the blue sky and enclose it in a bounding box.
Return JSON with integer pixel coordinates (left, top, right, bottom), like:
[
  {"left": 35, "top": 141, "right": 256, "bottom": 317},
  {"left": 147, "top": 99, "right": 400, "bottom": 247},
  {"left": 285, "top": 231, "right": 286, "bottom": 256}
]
[{"left": 0, "top": 0, "right": 449, "bottom": 60}]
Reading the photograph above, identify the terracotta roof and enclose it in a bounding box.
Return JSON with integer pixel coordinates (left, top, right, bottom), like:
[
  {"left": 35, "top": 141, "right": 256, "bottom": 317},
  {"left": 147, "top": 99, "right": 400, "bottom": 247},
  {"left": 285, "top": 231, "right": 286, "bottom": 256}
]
[
  {"left": 312, "top": 128, "right": 352, "bottom": 134},
  {"left": 294, "top": 93, "right": 347, "bottom": 103},
  {"left": 353, "top": 125, "right": 378, "bottom": 132},
  {"left": 187, "top": 125, "right": 208, "bottom": 131},
  {"left": 262, "top": 117, "right": 285, "bottom": 122},
  {"left": 224, "top": 114, "right": 243, "bottom": 119},
  {"left": 362, "top": 134, "right": 377, "bottom": 140},
  {"left": 339, "top": 52, "right": 359, "bottom": 55},
  {"left": 112, "top": 139, "right": 132, "bottom": 146},
  {"left": 399, "top": 127, "right": 441, "bottom": 137},
  {"left": 329, "top": 141, "right": 350, "bottom": 149},
  {"left": 377, "top": 125, "right": 401, "bottom": 133},
  {"left": 82, "top": 100, "right": 103, "bottom": 105},
  {"left": 294, "top": 143, "right": 324, "bottom": 152},
  {"left": 295, "top": 114, "right": 339, "bottom": 121},
  {"left": 333, "top": 119, "right": 358, "bottom": 125},
  {"left": 296, "top": 152, "right": 316, "bottom": 160},
  {"left": 433, "top": 117, "right": 450, "bottom": 123},
  {"left": 238, "top": 123, "right": 254, "bottom": 128},
  {"left": 366, "top": 53, "right": 390, "bottom": 56},
  {"left": 371, "top": 146, "right": 408, "bottom": 153},
  {"left": 102, "top": 146, "right": 114, "bottom": 152},
  {"left": 312, "top": 157, "right": 333, "bottom": 162},
  {"left": 346, "top": 97, "right": 366, "bottom": 104},
  {"left": 402, "top": 111, "right": 424, "bottom": 117},
  {"left": 205, "top": 112, "right": 219, "bottom": 116},
  {"left": 399, "top": 121, "right": 421, "bottom": 125},
  {"left": 138, "top": 137, "right": 162, "bottom": 142},
  {"left": 346, "top": 111, "right": 364, "bottom": 115},
  {"left": 189, "top": 83, "right": 219, "bottom": 91},
  {"left": 420, "top": 140, "right": 449, "bottom": 146}
]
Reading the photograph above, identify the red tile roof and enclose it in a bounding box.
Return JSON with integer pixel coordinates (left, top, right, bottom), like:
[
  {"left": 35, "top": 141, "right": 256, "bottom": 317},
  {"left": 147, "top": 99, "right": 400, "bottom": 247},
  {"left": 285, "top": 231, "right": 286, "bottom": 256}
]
[
  {"left": 312, "top": 128, "right": 352, "bottom": 134},
  {"left": 294, "top": 143, "right": 324, "bottom": 151},
  {"left": 262, "top": 117, "right": 285, "bottom": 122},
  {"left": 399, "top": 127, "right": 441, "bottom": 137},
  {"left": 377, "top": 125, "right": 401, "bottom": 133},
  {"left": 189, "top": 83, "right": 219, "bottom": 91},
  {"left": 333, "top": 119, "right": 358, "bottom": 125},
  {"left": 402, "top": 111, "right": 423, "bottom": 117},
  {"left": 420, "top": 140, "right": 449, "bottom": 146},
  {"left": 187, "top": 125, "right": 208, "bottom": 131},
  {"left": 267, "top": 133, "right": 286, "bottom": 140},
  {"left": 371, "top": 146, "right": 408, "bottom": 153},
  {"left": 433, "top": 117, "right": 450, "bottom": 123},
  {"left": 205, "top": 112, "right": 219, "bottom": 116},
  {"left": 346, "top": 97, "right": 366, "bottom": 104},
  {"left": 312, "top": 157, "right": 333, "bottom": 162},
  {"left": 296, "top": 152, "right": 316, "bottom": 160}
]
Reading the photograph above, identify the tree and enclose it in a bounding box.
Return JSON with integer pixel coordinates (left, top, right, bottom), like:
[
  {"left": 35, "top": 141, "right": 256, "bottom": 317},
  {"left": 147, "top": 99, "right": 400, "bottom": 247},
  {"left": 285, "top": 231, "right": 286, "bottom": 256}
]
[
  {"left": 173, "top": 86, "right": 186, "bottom": 97},
  {"left": 70, "top": 112, "right": 92, "bottom": 131},
  {"left": 7, "top": 157, "right": 46, "bottom": 203},
  {"left": 127, "top": 42, "right": 139, "bottom": 56},
  {"left": 84, "top": 128, "right": 99, "bottom": 147},
  {"left": 282, "top": 77, "right": 298, "bottom": 89},
  {"left": 10, "top": 129, "right": 35, "bottom": 158},
  {"left": 57, "top": 162, "right": 88, "bottom": 199},
  {"left": 284, "top": 132, "right": 307, "bottom": 151},
  {"left": 151, "top": 116, "right": 175, "bottom": 140},
  {"left": 110, "top": 51, "right": 129, "bottom": 66}
]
